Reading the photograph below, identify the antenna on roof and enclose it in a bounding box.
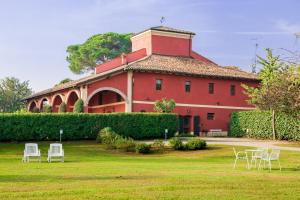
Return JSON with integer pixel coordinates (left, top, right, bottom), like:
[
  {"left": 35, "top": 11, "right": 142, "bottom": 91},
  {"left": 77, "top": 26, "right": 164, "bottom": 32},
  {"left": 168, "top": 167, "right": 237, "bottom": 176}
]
[
  {"left": 250, "top": 38, "right": 259, "bottom": 73},
  {"left": 160, "top": 16, "right": 166, "bottom": 25}
]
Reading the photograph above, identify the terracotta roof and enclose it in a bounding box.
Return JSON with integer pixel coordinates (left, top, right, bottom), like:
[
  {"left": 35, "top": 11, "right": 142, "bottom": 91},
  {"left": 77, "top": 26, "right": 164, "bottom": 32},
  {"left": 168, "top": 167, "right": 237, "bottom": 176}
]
[
  {"left": 125, "top": 54, "right": 258, "bottom": 80},
  {"left": 134, "top": 26, "right": 195, "bottom": 36}
]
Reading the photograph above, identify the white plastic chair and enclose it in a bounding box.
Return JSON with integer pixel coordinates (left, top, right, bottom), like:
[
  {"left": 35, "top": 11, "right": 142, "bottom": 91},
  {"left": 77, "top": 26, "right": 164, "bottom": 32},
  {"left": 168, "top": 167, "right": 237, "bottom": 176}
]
[
  {"left": 233, "top": 147, "right": 249, "bottom": 169},
  {"left": 259, "top": 149, "right": 281, "bottom": 171},
  {"left": 23, "top": 143, "right": 41, "bottom": 162},
  {"left": 47, "top": 143, "right": 64, "bottom": 162}
]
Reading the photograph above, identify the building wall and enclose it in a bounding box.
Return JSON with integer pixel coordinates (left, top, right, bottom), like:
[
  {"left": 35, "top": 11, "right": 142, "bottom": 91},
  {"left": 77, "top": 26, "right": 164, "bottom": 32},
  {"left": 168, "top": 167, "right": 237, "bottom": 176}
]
[{"left": 132, "top": 72, "right": 258, "bottom": 131}]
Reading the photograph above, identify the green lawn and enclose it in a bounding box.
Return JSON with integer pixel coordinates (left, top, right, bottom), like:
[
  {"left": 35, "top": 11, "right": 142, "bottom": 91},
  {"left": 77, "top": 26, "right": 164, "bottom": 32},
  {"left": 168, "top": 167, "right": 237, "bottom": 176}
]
[{"left": 1, "top": 141, "right": 300, "bottom": 200}]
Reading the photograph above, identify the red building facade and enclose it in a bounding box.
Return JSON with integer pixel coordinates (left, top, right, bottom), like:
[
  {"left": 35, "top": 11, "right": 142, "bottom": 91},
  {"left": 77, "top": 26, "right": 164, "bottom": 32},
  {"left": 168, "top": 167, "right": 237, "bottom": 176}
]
[{"left": 25, "top": 26, "right": 259, "bottom": 135}]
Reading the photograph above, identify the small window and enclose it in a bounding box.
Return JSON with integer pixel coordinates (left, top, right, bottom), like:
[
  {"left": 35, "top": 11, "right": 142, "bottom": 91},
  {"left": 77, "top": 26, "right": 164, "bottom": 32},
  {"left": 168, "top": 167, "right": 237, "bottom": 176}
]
[
  {"left": 156, "top": 79, "right": 162, "bottom": 90},
  {"left": 208, "top": 83, "right": 214, "bottom": 94},
  {"left": 230, "top": 85, "right": 236, "bottom": 96},
  {"left": 185, "top": 81, "right": 191, "bottom": 92},
  {"left": 207, "top": 113, "right": 215, "bottom": 120},
  {"left": 116, "top": 93, "right": 122, "bottom": 102}
]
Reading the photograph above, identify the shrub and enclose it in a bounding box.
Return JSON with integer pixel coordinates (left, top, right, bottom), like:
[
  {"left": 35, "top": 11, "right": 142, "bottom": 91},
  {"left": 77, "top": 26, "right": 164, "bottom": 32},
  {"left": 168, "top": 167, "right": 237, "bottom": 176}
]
[
  {"left": 135, "top": 143, "right": 151, "bottom": 154},
  {"left": 175, "top": 132, "right": 195, "bottom": 137},
  {"left": 229, "top": 111, "right": 300, "bottom": 140},
  {"left": 169, "top": 137, "right": 184, "bottom": 150},
  {"left": 114, "top": 137, "right": 136, "bottom": 152},
  {"left": 43, "top": 105, "right": 52, "bottom": 113},
  {"left": 32, "top": 107, "right": 40, "bottom": 113},
  {"left": 97, "top": 127, "right": 119, "bottom": 148},
  {"left": 73, "top": 99, "right": 84, "bottom": 113},
  {"left": 0, "top": 113, "right": 178, "bottom": 141},
  {"left": 185, "top": 139, "right": 206, "bottom": 150},
  {"left": 59, "top": 102, "right": 66, "bottom": 113},
  {"left": 152, "top": 139, "right": 164, "bottom": 152}
]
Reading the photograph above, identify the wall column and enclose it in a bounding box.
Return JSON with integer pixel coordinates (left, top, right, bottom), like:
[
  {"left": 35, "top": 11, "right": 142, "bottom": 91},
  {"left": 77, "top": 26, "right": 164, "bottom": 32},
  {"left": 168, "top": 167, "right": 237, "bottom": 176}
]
[
  {"left": 126, "top": 71, "right": 133, "bottom": 112},
  {"left": 80, "top": 85, "right": 88, "bottom": 113}
]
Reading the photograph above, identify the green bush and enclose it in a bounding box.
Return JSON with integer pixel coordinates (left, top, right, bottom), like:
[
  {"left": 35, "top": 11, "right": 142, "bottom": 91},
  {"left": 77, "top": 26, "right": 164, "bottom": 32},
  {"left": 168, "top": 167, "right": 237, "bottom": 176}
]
[
  {"left": 185, "top": 139, "right": 206, "bottom": 150},
  {"left": 229, "top": 110, "right": 300, "bottom": 140},
  {"left": 96, "top": 127, "right": 118, "bottom": 147},
  {"left": 152, "top": 139, "right": 164, "bottom": 152},
  {"left": 175, "top": 132, "right": 195, "bottom": 137},
  {"left": 59, "top": 102, "right": 66, "bottom": 113},
  {"left": 114, "top": 137, "right": 136, "bottom": 152},
  {"left": 73, "top": 99, "right": 84, "bottom": 113},
  {"left": 32, "top": 107, "right": 40, "bottom": 113},
  {"left": 0, "top": 113, "right": 178, "bottom": 142},
  {"left": 135, "top": 143, "right": 151, "bottom": 154},
  {"left": 43, "top": 105, "right": 52, "bottom": 113},
  {"left": 169, "top": 137, "right": 184, "bottom": 150}
]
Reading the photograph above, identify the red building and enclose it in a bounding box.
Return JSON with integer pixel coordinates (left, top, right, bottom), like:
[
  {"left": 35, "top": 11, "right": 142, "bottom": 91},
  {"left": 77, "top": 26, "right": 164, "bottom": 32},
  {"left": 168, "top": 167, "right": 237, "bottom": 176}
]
[{"left": 25, "top": 26, "right": 259, "bottom": 135}]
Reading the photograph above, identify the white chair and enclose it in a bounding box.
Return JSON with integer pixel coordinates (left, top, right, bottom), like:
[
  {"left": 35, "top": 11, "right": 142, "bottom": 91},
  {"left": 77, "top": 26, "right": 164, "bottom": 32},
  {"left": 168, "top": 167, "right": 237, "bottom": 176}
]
[
  {"left": 47, "top": 143, "right": 64, "bottom": 162},
  {"left": 259, "top": 149, "right": 281, "bottom": 171},
  {"left": 233, "top": 147, "right": 249, "bottom": 169},
  {"left": 250, "top": 147, "right": 268, "bottom": 168},
  {"left": 23, "top": 143, "right": 41, "bottom": 162}
]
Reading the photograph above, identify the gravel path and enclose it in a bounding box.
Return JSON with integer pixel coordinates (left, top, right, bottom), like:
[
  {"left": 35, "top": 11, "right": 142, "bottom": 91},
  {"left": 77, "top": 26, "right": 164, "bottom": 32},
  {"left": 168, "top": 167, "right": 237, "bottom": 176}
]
[{"left": 201, "top": 137, "right": 300, "bottom": 151}]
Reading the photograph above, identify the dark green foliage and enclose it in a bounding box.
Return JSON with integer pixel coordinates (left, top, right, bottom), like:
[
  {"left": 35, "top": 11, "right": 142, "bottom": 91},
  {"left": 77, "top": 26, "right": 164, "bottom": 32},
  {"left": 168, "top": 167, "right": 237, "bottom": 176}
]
[
  {"left": 135, "top": 143, "right": 151, "bottom": 154},
  {"left": 43, "top": 105, "right": 52, "bottom": 113},
  {"left": 175, "top": 132, "right": 195, "bottom": 137},
  {"left": 185, "top": 139, "right": 206, "bottom": 150},
  {"left": 55, "top": 78, "right": 73, "bottom": 87},
  {"left": 114, "top": 137, "right": 136, "bottom": 152},
  {"left": 0, "top": 113, "right": 178, "bottom": 141},
  {"left": 73, "top": 99, "right": 84, "bottom": 113},
  {"left": 58, "top": 103, "right": 66, "bottom": 113},
  {"left": 169, "top": 137, "right": 184, "bottom": 150},
  {"left": 229, "top": 111, "right": 300, "bottom": 140}
]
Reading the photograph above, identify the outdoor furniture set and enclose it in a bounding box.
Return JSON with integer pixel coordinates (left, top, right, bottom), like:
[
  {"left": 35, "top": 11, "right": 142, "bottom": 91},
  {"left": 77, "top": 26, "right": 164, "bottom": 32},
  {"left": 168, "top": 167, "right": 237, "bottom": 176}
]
[
  {"left": 233, "top": 147, "right": 281, "bottom": 171},
  {"left": 22, "top": 143, "right": 64, "bottom": 163}
]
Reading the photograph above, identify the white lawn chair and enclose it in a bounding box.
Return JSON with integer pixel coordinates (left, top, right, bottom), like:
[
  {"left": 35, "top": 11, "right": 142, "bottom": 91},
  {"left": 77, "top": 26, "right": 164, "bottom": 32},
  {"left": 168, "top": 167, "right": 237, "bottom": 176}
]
[
  {"left": 23, "top": 143, "right": 41, "bottom": 162},
  {"left": 233, "top": 147, "right": 249, "bottom": 169},
  {"left": 259, "top": 149, "right": 281, "bottom": 172},
  {"left": 250, "top": 147, "right": 268, "bottom": 168},
  {"left": 47, "top": 143, "right": 64, "bottom": 162}
]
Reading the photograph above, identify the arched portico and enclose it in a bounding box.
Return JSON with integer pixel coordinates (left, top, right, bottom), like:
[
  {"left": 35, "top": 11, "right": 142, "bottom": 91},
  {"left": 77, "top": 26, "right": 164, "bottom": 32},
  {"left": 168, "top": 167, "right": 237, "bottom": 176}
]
[
  {"left": 66, "top": 90, "right": 80, "bottom": 112},
  {"left": 39, "top": 97, "right": 50, "bottom": 112},
  {"left": 86, "top": 87, "right": 129, "bottom": 113},
  {"left": 51, "top": 94, "right": 64, "bottom": 113},
  {"left": 28, "top": 100, "right": 38, "bottom": 112}
]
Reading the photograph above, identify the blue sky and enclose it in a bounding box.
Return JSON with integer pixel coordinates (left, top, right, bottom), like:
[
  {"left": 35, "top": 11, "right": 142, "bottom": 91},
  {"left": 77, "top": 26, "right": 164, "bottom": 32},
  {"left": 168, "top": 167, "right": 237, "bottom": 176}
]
[{"left": 0, "top": 0, "right": 299, "bottom": 92}]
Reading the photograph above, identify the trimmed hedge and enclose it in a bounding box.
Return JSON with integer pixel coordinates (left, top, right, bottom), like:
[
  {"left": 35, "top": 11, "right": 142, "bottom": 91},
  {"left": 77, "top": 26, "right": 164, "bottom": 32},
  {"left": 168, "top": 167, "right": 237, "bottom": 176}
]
[
  {"left": 0, "top": 113, "right": 178, "bottom": 141},
  {"left": 229, "top": 110, "right": 300, "bottom": 140}
]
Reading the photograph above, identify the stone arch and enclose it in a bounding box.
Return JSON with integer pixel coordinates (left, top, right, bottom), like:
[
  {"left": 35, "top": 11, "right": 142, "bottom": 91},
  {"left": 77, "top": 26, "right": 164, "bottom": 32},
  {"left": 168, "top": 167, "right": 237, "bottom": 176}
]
[
  {"left": 39, "top": 97, "right": 50, "bottom": 111},
  {"left": 28, "top": 100, "right": 38, "bottom": 112},
  {"left": 66, "top": 90, "right": 80, "bottom": 112},
  {"left": 86, "top": 87, "right": 128, "bottom": 113},
  {"left": 51, "top": 94, "right": 64, "bottom": 112}
]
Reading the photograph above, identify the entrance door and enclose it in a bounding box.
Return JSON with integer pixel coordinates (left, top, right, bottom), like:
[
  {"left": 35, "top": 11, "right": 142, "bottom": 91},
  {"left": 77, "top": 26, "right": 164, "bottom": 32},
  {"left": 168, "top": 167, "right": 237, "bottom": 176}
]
[
  {"left": 183, "top": 115, "right": 191, "bottom": 133},
  {"left": 193, "top": 115, "right": 200, "bottom": 136}
]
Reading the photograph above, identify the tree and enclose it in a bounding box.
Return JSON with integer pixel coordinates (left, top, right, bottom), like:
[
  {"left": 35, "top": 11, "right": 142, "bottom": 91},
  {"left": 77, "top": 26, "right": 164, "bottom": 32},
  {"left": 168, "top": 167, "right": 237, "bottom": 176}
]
[
  {"left": 67, "top": 32, "right": 132, "bottom": 74},
  {"left": 73, "top": 99, "right": 84, "bottom": 113},
  {"left": 59, "top": 102, "right": 67, "bottom": 113},
  {"left": 0, "top": 77, "right": 32, "bottom": 113},
  {"left": 243, "top": 48, "right": 300, "bottom": 140},
  {"left": 55, "top": 78, "right": 72, "bottom": 87},
  {"left": 154, "top": 98, "right": 176, "bottom": 113}
]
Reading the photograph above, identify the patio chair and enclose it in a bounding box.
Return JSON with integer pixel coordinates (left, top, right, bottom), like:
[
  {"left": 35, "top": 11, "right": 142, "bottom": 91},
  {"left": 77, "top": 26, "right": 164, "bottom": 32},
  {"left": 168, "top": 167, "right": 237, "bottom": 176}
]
[
  {"left": 259, "top": 149, "right": 281, "bottom": 172},
  {"left": 22, "top": 143, "right": 41, "bottom": 162},
  {"left": 233, "top": 147, "right": 249, "bottom": 169},
  {"left": 250, "top": 147, "right": 268, "bottom": 168},
  {"left": 47, "top": 143, "right": 64, "bottom": 163}
]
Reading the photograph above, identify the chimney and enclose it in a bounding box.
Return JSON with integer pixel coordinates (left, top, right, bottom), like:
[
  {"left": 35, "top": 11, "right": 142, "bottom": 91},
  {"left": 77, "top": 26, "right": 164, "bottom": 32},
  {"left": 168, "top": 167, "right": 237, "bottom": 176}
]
[{"left": 121, "top": 53, "right": 127, "bottom": 64}]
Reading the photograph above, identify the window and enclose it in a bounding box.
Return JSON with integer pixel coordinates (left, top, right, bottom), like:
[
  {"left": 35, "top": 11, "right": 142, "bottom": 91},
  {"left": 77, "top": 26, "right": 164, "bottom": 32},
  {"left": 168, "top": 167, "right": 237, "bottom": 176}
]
[
  {"left": 185, "top": 81, "right": 191, "bottom": 92},
  {"left": 156, "top": 79, "right": 162, "bottom": 90},
  {"left": 116, "top": 93, "right": 122, "bottom": 102},
  {"left": 140, "top": 109, "right": 146, "bottom": 112},
  {"left": 207, "top": 113, "right": 215, "bottom": 120},
  {"left": 230, "top": 85, "right": 236, "bottom": 96},
  {"left": 208, "top": 83, "right": 214, "bottom": 94}
]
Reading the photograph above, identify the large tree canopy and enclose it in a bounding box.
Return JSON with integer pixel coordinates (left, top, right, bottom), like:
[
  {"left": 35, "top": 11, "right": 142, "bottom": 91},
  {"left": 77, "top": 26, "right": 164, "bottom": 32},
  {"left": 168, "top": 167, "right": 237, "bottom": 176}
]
[
  {"left": 67, "top": 32, "right": 132, "bottom": 74},
  {"left": 0, "top": 77, "right": 32, "bottom": 112}
]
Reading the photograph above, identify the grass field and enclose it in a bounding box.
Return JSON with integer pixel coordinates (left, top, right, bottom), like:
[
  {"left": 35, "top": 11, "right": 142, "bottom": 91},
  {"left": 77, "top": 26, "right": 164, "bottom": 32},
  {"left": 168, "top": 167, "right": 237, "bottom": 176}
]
[{"left": 1, "top": 141, "right": 300, "bottom": 200}]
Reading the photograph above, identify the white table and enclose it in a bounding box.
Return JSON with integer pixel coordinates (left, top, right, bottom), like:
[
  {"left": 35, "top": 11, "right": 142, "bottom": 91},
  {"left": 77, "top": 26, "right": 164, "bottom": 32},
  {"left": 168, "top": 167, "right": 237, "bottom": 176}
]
[{"left": 245, "top": 149, "right": 264, "bottom": 169}]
